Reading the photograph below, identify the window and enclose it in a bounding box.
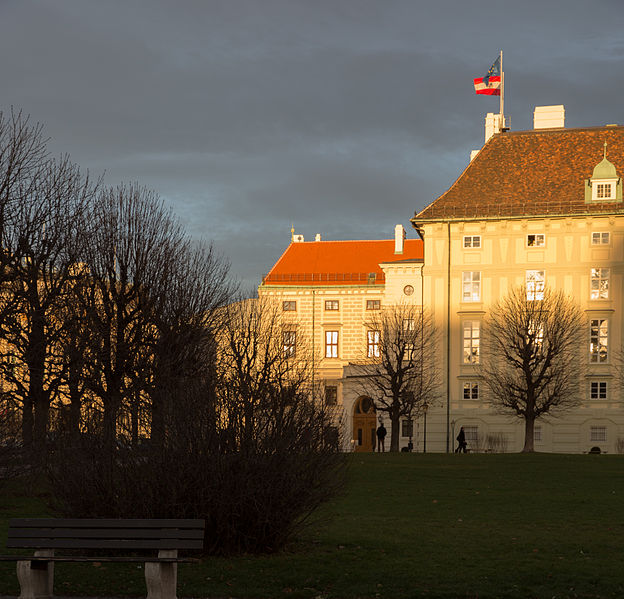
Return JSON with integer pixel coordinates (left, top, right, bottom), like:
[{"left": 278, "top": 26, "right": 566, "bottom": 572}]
[
  {"left": 282, "top": 300, "right": 296, "bottom": 311},
  {"left": 592, "top": 232, "right": 610, "bottom": 245},
  {"left": 462, "top": 321, "right": 480, "bottom": 364},
  {"left": 366, "top": 299, "right": 381, "bottom": 310},
  {"left": 590, "top": 319, "right": 608, "bottom": 363},
  {"left": 325, "top": 331, "right": 339, "bottom": 358},
  {"left": 402, "top": 419, "right": 414, "bottom": 438},
  {"left": 590, "top": 381, "right": 608, "bottom": 400},
  {"left": 463, "top": 235, "right": 481, "bottom": 248},
  {"left": 526, "top": 270, "right": 545, "bottom": 300},
  {"left": 403, "top": 318, "right": 415, "bottom": 332},
  {"left": 367, "top": 330, "right": 380, "bottom": 358},
  {"left": 282, "top": 331, "right": 296, "bottom": 358},
  {"left": 596, "top": 183, "right": 613, "bottom": 200},
  {"left": 324, "top": 300, "right": 339, "bottom": 311},
  {"left": 403, "top": 285, "right": 414, "bottom": 296},
  {"left": 463, "top": 382, "right": 479, "bottom": 400},
  {"left": 590, "top": 268, "right": 609, "bottom": 300},
  {"left": 527, "top": 234, "right": 545, "bottom": 247},
  {"left": 590, "top": 426, "right": 607, "bottom": 442},
  {"left": 534, "top": 426, "right": 542, "bottom": 442},
  {"left": 462, "top": 271, "right": 481, "bottom": 302},
  {"left": 463, "top": 425, "right": 479, "bottom": 443},
  {"left": 325, "top": 385, "right": 338, "bottom": 406}
]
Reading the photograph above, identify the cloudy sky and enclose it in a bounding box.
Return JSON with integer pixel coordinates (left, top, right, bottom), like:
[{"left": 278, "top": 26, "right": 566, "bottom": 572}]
[{"left": 1, "top": 0, "right": 623, "bottom": 288}]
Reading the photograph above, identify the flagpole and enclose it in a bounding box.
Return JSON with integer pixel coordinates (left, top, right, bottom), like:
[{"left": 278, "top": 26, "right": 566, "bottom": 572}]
[{"left": 500, "top": 50, "right": 504, "bottom": 129}]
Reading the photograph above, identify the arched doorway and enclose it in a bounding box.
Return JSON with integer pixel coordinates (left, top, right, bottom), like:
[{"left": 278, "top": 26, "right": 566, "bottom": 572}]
[{"left": 353, "top": 396, "right": 376, "bottom": 452}]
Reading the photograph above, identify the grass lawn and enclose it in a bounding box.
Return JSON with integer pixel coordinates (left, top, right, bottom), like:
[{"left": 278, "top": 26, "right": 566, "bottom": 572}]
[{"left": 2, "top": 453, "right": 624, "bottom": 598}]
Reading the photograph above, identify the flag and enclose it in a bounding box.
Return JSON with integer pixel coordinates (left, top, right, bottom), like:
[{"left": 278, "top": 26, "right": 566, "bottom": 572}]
[{"left": 473, "top": 56, "right": 501, "bottom": 96}]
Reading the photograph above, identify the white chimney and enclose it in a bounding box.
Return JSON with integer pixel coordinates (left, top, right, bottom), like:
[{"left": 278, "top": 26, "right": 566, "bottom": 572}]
[
  {"left": 394, "top": 224, "right": 405, "bottom": 254},
  {"left": 534, "top": 105, "right": 565, "bottom": 129},
  {"left": 485, "top": 112, "right": 504, "bottom": 143},
  {"left": 315, "top": 233, "right": 321, "bottom": 242}
]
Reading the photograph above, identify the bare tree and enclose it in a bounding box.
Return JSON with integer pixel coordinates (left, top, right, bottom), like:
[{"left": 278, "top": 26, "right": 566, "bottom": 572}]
[
  {"left": 50, "top": 293, "right": 345, "bottom": 555},
  {"left": 142, "top": 241, "right": 233, "bottom": 449},
  {"left": 350, "top": 304, "right": 440, "bottom": 452},
  {"left": 78, "top": 183, "right": 188, "bottom": 451},
  {"left": 480, "top": 286, "right": 584, "bottom": 452},
  {"left": 0, "top": 155, "right": 95, "bottom": 452}
]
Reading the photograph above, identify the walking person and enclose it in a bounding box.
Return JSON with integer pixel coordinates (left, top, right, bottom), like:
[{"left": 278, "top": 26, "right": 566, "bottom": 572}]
[
  {"left": 455, "top": 426, "right": 467, "bottom": 453},
  {"left": 376, "top": 422, "right": 387, "bottom": 452}
]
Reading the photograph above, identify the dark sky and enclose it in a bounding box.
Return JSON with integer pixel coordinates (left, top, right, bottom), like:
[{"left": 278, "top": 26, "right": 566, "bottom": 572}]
[{"left": 2, "top": 0, "right": 623, "bottom": 289}]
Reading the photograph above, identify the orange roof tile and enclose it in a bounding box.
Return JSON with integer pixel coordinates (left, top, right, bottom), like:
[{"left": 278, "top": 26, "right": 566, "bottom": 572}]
[
  {"left": 414, "top": 126, "right": 624, "bottom": 222},
  {"left": 262, "top": 239, "right": 423, "bottom": 286}
]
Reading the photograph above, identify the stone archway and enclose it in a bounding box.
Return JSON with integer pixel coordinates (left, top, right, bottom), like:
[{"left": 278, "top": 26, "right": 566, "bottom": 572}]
[{"left": 353, "top": 396, "right": 377, "bottom": 452}]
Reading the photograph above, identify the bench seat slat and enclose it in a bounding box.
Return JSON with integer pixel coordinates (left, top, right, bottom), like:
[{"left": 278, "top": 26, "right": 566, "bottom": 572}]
[
  {"left": 0, "top": 555, "right": 200, "bottom": 563},
  {"left": 9, "top": 527, "right": 204, "bottom": 540},
  {"left": 7, "top": 538, "right": 204, "bottom": 550},
  {"left": 10, "top": 518, "right": 204, "bottom": 529}
]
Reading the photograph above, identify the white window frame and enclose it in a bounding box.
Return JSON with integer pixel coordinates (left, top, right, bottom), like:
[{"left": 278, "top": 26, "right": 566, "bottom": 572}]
[
  {"left": 282, "top": 330, "right": 296, "bottom": 358},
  {"left": 463, "top": 235, "right": 481, "bottom": 249},
  {"left": 367, "top": 330, "right": 380, "bottom": 358},
  {"left": 526, "top": 270, "right": 545, "bottom": 300},
  {"left": 590, "top": 381, "right": 608, "bottom": 400},
  {"left": 590, "top": 268, "right": 609, "bottom": 300},
  {"left": 462, "top": 381, "right": 479, "bottom": 401},
  {"left": 324, "top": 299, "right": 339, "bottom": 311},
  {"left": 366, "top": 299, "right": 381, "bottom": 311},
  {"left": 403, "top": 318, "right": 415, "bottom": 332},
  {"left": 325, "top": 330, "right": 339, "bottom": 358},
  {"left": 526, "top": 234, "right": 545, "bottom": 247},
  {"left": 594, "top": 181, "right": 615, "bottom": 201},
  {"left": 462, "top": 321, "right": 480, "bottom": 364},
  {"left": 591, "top": 232, "right": 610, "bottom": 245},
  {"left": 462, "top": 271, "right": 481, "bottom": 302},
  {"left": 282, "top": 300, "right": 297, "bottom": 311},
  {"left": 590, "top": 426, "right": 607, "bottom": 442},
  {"left": 589, "top": 319, "right": 609, "bottom": 363}
]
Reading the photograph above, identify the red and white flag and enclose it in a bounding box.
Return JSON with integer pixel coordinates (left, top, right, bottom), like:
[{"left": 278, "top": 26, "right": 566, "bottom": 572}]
[{"left": 473, "top": 56, "right": 501, "bottom": 96}]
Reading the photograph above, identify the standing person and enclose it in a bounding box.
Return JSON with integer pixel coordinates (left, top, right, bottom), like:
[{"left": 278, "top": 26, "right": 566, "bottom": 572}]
[
  {"left": 455, "top": 426, "right": 467, "bottom": 453},
  {"left": 376, "top": 422, "right": 387, "bottom": 452}
]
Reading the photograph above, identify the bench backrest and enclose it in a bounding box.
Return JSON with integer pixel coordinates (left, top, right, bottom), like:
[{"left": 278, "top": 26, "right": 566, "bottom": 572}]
[{"left": 7, "top": 518, "right": 205, "bottom": 550}]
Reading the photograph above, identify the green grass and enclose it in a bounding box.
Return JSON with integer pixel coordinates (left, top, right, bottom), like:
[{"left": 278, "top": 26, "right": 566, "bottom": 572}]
[{"left": 2, "top": 453, "right": 624, "bottom": 598}]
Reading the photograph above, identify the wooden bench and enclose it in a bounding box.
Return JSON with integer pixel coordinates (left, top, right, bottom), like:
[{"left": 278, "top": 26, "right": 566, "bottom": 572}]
[{"left": 0, "top": 518, "right": 205, "bottom": 599}]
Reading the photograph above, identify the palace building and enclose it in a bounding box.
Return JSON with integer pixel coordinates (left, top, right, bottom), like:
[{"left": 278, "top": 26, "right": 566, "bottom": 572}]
[{"left": 260, "top": 106, "right": 624, "bottom": 453}]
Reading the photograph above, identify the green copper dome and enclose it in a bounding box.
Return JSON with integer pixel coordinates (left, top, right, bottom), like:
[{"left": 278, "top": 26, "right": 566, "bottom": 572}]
[{"left": 592, "top": 142, "right": 617, "bottom": 179}]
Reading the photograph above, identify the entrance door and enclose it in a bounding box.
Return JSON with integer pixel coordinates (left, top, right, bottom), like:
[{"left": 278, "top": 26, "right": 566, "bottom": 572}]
[{"left": 353, "top": 396, "right": 376, "bottom": 452}]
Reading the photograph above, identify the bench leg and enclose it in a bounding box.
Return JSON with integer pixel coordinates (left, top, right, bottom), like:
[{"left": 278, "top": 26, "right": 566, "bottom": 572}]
[
  {"left": 145, "top": 550, "right": 178, "bottom": 599},
  {"left": 17, "top": 551, "right": 54, "bottom": 599}
]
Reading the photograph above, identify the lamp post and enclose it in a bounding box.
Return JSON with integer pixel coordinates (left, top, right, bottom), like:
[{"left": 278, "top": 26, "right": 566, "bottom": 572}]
[
  {"left": 451, "top": 419, "right": 456, "bottom": 452},
  {"left": 422, "top": 402, "right": 428, "bottom": 453}
]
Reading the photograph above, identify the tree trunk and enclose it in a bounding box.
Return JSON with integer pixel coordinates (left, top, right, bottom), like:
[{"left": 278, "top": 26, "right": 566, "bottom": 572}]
[
  {"left": 522, "top": 416, "right": 535, "bottom": 452},
  {"left": 21, "top": 397, "right": 33, "bottom": 448},
  {"left": 389, "top": 404, "right": 400, "bottom": 452}
]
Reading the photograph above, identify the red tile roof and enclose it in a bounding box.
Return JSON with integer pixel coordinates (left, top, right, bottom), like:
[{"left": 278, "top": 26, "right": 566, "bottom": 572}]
[
  {"left": 262, "top": 239, "right": 423, "bottom": 286},
  {"left": 413, "top": 126, "right": 624, "bottom": 222}
]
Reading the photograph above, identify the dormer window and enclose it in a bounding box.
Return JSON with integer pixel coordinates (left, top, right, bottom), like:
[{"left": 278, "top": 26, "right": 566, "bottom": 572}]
[
  {"left": 596, "top": 183, "right": 613, "bottom": 200},
  {"left": 585, "top": 142, "right": 622, "bottom": 204}
]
